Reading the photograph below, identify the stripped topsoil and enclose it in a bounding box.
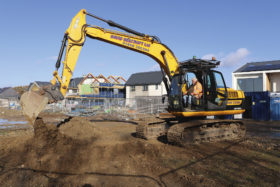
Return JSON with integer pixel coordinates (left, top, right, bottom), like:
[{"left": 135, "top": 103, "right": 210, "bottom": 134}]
[{"left": 0, "top": 109, "right": 279, "bottom": 186}]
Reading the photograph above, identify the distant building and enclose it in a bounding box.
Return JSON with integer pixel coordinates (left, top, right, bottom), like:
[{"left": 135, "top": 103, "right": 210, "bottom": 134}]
[
  {"left": 28, "top": 74, "right": 126, "bottom": 100},
  {"left": 232, "top": 60, "right": 280, "bottom": 92},
  {"left": 0, "top": 87, "right": 10, "bottom": 94},
  {"left": 125, "top": 71, "right": 167, "bottom": 99},
  {"left": 125, "top": 71, "right": 168, "bottom": 112},
  {"left": 28, "top": 81, "right": 52, "bottom": 91},
  {"left": 66, "top": 77, "right": 83, "bottom": 97},
  {"left": 0, "top": 87, "right": 20, "bottom": 100},
  {"left": 0, "top": 87, "right": 20, "bottom": 108},
  {"left": 78, "top": 73, "right": 126, "bottom": 98}
]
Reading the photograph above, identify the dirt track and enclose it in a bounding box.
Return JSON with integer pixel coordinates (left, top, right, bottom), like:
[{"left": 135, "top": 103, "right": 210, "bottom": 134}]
[{"left": 0, "top": 108, "right": 279, "bottom": 186}]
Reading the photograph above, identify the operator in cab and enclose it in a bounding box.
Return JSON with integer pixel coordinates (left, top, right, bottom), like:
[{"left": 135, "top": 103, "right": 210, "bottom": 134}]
[
  {"left": 190, "top": 77, "right": 203, "bottom": 98},
  {"left": 183, "top": 77, "right": 203, "bottom": 107}
]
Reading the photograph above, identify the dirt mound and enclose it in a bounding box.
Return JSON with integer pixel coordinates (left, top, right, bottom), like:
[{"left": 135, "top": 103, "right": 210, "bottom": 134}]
[
  {"left": 0, "top": 117, "right": 166, "bottom": 186},
  {"left": 0, "top": 118, "right": 98, "bottom": 173},
  {"left": 59, "top": 117, "right": 98, "bottom": 140},
  {"left": 21, "top": 118, "right": 96, "bottom": 173}
]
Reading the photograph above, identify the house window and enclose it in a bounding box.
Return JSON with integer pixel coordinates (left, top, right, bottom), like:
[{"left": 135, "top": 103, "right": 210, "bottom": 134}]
[
  {"left": 131, "top": 86, "right": 135, "bottom": 92},
  {"left": 155, "top": 84, "right": 159, "bottom": 90},
  {"left": 143, "top": 85, "right": 148, "bottom": 91},
  {"left": 237, "top": 77, "right": 263, "bottom": 92}
]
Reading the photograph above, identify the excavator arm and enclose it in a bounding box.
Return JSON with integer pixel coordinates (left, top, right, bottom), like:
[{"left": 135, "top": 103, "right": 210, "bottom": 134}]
[
  {"left": 20, "top": 9, "right": 179, "bottom": 124},
  {"left": 53, "top": 9, "right": 179, "bottom": 96}
]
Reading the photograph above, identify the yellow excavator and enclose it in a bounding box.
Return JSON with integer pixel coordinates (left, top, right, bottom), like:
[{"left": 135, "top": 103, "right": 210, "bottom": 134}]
[{"left": 20, "top": 9, "right": 246, "bottom": 145}]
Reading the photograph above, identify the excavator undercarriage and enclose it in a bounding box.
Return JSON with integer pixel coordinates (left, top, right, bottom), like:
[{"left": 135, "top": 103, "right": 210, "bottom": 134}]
[{"left": 136, "top": 117, "right": 246, "bottom": 145}]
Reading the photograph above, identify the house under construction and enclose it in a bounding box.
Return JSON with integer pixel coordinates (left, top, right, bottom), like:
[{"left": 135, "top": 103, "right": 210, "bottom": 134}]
[
  {"left": 78, "top": 73, "right": 126, "bottom": 98},
  {"left": 65, "top": 73, "right": 126, "bottom": 112}
]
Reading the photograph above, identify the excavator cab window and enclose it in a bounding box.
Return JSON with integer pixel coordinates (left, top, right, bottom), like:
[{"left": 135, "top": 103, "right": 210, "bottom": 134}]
[
  {"left": 215, "top": 72, "right": 226, "bottom": 88},
  {"left": 169, "top": 75, "right": 184, "bottom": 111},
  {"left": 205, "top": 71, "right": 228, "bottom": 110}
]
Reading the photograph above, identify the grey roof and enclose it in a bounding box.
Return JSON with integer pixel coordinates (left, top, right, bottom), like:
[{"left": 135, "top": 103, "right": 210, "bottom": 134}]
[
  {"left": 0, "top": 87, "right": 10, "bottom": 94},
  {"left": 234, "top": 60, "right": 280, "bottom": 73},
  {"left": 35, "top": 81, "right": 52, "bottom": 86},
  {"left": 28, "top": 81, "right": 52, "bottom": 90},
  {"left": 69, "top": 77, "right": 83, "bottom": 89},
  {"left": 0, "top": 88, "right": 20, "bottom": 99},
  {"left": 125, "top": 71, "right": 163, "bottom": 86},
  {"left": 27, "top": 78, "right": 82, "bottom": 91}
]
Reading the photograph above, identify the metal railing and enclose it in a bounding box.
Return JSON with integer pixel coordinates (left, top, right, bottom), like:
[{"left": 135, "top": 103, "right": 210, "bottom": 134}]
[
  {"left": 0, "top": 96, "right": 168, "bottom": 120},
  {"left": 44, "top": 96, "right": 168, "bottom": 119}
]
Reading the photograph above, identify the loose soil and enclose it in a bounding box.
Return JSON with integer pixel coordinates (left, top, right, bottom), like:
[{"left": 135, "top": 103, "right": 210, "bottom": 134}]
[{"left": 0, "top": 108, "right": 279, "bottom": 186}]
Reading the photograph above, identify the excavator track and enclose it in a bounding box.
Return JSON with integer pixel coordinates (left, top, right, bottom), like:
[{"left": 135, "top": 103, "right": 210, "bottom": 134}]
[
  {"left": 136, "top": 120, "right": 170, "bottom": 140},
  {"left": 167, "top": 119, "right": 246, "bottom": 145}
]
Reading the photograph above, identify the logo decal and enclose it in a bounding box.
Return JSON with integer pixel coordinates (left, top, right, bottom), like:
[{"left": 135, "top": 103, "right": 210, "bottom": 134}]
[{"left": 74, "top": 17, "right": 80, "bottom": 29}]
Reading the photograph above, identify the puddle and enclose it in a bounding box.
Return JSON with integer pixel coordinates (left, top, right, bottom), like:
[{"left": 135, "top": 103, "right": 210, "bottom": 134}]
[
  {"left": 0, "top": 119, "right": 27, "bottom": 125},
  {"left": 0, "top": 119, "right": 28, "bottom": 130},
  {"left": 0, "top": 125, "right": 15, "bottom": 129}
]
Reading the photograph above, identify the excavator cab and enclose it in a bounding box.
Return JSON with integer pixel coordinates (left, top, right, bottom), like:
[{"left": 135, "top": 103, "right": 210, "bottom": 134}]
[{"left": 168, "top": 58, "right": 228, "bottom": 113}]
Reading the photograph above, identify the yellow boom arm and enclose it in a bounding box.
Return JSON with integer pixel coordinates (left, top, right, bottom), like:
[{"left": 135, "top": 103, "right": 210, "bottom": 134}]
[{"left": 52, "top": 9, "right": 179, "bottom": 96}]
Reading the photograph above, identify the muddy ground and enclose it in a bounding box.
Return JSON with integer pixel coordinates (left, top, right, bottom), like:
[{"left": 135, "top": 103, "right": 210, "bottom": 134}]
[{"left": 0, "top": 107, "right": 279, "bottom": 186}]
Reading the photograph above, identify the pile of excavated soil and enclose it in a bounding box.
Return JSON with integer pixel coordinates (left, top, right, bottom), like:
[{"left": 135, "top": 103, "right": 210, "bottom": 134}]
[
  {"left": 0, "top": 117, "right": 170, "bottom": 186},
  {"left": 0, "top": 116, "right": 198, "bottom": 186},
  {"left": 59, "top": 117, "right": 98, "bottom": 140}
]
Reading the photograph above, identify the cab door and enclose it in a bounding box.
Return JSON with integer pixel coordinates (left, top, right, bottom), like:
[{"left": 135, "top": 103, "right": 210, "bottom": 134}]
[{"left": 206, "top": 71, "right": 228, "bottom": 110}]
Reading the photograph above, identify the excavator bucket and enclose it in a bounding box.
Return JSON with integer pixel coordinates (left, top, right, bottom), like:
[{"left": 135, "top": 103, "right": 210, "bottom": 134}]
[{"left": 20, "top": 91, "right": 49, "bottom": 125}]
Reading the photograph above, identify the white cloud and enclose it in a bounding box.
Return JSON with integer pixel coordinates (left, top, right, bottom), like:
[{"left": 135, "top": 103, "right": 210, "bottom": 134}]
[
  {"left": 202, "top": 48, "right": 250, "bottom": 67},
  {"left": 221, "top": 48, "right": 249, "bottom": 67},
  {"left": 146, "top": 48, "right": 249, "bottom": 73},
  {"left": 47, "top": 56, "right": 58, "bottom": 61},
  {"left": 37, "top": 56, "right": 58, "bottom": 63},
  {"left": 147, "top": 64, "right": 160, "bottom": 71},
  {"left": 202, "top": 48, "right": 250, "bottom": 87}
]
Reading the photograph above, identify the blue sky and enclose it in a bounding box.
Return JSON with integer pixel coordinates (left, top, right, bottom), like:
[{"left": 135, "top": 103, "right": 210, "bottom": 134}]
[{"left": 0, "top": 0, "right": 279, "bottom": 87}]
